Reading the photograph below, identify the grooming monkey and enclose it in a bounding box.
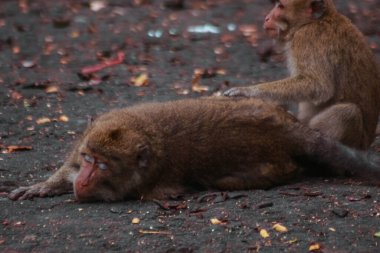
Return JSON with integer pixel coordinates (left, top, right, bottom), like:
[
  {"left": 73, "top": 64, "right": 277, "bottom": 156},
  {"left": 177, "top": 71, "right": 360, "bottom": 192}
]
[
  {"left": 224, "top": 0, "right": 380, "bottom": 149},
  {"left": 9, "top": 98, "right": 380, "bottom": 202}
]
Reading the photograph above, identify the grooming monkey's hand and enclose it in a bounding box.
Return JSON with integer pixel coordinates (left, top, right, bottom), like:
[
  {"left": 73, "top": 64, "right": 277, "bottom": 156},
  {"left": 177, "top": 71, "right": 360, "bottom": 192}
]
[{"left": 224, "top": 86, "right": 262, "bottom": 98}]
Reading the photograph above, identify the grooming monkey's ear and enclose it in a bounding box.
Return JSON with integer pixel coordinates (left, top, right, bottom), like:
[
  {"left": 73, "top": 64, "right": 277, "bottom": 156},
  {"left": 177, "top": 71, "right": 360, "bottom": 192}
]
[{"left": 311, "top": 0, "right": 326, "bottom": 19}]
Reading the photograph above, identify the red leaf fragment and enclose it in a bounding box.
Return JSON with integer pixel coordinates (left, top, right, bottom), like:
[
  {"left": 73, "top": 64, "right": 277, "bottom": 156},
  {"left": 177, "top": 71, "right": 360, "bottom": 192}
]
[
  {"left": 79, "top": 52, "right": 125, "bottom": 75},
  {"left": 257, "top": 202, "right": 273, "bottom": 209},
  {"left": 18, "top": 0, "right": 29, "bottom": 13},
  {"left": 189, "top": 208, "right": 207, "bottom": 219},
  {"left": 303, "top": 191, "right": 322, "bottom": 197},
  {"left": 10, "top": 90, "right": 23, "bottom": 101},
  {"left": 346, "top": 194, "right": 371, "bottom": 202}
]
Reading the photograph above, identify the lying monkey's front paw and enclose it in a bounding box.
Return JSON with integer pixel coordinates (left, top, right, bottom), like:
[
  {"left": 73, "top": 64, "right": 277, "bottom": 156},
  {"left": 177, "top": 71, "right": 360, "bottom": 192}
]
[{"left": 8, "top": 182, "right": 57, "bottom": 201}]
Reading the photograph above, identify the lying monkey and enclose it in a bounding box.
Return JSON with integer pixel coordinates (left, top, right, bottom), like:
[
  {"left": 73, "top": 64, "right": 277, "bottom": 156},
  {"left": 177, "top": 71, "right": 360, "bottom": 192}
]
[{"left": 9, "top": 98, "right": 380, "bottom": 202}]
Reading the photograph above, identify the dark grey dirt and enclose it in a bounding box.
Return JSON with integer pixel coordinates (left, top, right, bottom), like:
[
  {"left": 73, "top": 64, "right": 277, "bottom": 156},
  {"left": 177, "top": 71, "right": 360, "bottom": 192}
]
[{"left": 1, "top": 0, "right": 380, "bottom": 252}]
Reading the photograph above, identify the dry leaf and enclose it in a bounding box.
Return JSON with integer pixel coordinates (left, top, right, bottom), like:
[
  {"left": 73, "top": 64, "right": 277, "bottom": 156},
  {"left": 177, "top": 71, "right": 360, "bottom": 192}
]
[
  {"left": 58, "top": 115, "right": 69, "bottom": 122},
  {"left": 210, "top": 218, "right": 222, "bottom": 225},
  {"left": 19, "top": 0, "right": 29, "bottom": 13},
  {"left": 10, "top": 90, "right": 23, "bottom": 100},
  {"left": 21, "top": 60, "right": 36, "bottom": 68},
  {"left": 12, "top": 46, "right": 20, "bottom": 54},
  {"left": 80, "top": 52, "right": 125, "bottom": 75},
  {"left": 70, "top": 30, "right": 80, "bottom": 38},
  {"left": 239, "top": 24, "right": 258, "bottom": 36},
  {"left": 36, "top": 117, "right": 52, "bottom": 125},
  {"left": 131, "top": 218, "right": 140, "bottom": 224},
  {"left": 131, "top": 73, "right": 149, "bottom": 87},
  {"left": 191, "top": 72, "right": 209, "bottom": 93},
  {"left": 259, "top": 229, "right": 270, "bottom": 238},
  {"left": 309, "top": 243, "right": 321, "bottom": 251},
  {"left": 5, "top": 145, "right": 33, "bottom": 153},
  {"left": 45, "top": 86, "right": 59, "bottom": 93},
  {"left": 90, "top": 0, "right": 107, "bottom": 12},
  {"left": 272, "top": 223, "right": 288, "bottom": 233}
]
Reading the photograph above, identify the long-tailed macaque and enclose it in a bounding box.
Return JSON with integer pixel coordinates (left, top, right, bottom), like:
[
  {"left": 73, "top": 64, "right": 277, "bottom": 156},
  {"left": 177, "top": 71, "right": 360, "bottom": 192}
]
[
  {"left": 8, "top": 98, "right": 380, "bottom": 202},
  {"left": 224, "top": 0, "right": 380, "bottom": 150}
]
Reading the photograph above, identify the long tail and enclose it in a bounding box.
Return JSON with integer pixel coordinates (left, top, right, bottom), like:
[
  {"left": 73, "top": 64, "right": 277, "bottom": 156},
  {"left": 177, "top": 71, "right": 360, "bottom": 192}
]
[{"left": 292, "top": 126, "right": 380, "bottom": 182}]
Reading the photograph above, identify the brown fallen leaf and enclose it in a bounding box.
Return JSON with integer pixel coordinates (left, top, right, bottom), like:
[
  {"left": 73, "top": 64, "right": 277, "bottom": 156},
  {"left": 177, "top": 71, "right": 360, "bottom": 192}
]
[
  {"left": 53, "top": 18, "right": 71, "bottom": 29},
  {"left": 12, "top": 46, "right": 20, "bottom": 54},
  {"left": 18, "top": 0, "right": 29, "bottom": 13},
  {"left": 191, "top": 70, "right": 209, "bottom": 93},
  {"left": 5, "top": 145, "right": 33, "bottom": 153},
  {"left": 10, "top": 90, "right": 23, "bottom": 101},
  {"left": 346, "top": 194, "right": 371, "bottom": 202},
  {"left": 303, "top": 191, "right": 322, "bottom": 197}
]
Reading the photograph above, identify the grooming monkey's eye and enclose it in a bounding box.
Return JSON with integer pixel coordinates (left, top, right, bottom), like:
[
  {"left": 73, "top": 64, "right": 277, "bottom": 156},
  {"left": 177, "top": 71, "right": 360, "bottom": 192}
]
[
  {"left": 83, "top": 154, "right": 95, "bottom": 164},
  {"left": 98, "top": 162, "right": 108, "bottom": 170}
]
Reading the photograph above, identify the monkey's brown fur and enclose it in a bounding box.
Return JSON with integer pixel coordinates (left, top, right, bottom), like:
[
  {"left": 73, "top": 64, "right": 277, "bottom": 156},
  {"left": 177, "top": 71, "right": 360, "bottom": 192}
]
[
  {"left": 224, "top": 0, "right": 380, "bottom": 149},
  {"left": 9, "top": 98, "right": 380, "bottom": 202}
]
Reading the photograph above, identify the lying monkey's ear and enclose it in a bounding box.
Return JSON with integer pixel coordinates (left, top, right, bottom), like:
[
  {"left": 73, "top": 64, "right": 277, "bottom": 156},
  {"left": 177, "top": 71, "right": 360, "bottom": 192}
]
[
  {"left": 311, "top": 0, "right": 326, "bottom": 19},
  {"left": 137, "top": 144, "right": 151, "bottom": 169},
  {"left": 109, "top": 128, "right": 122, "bottom": 140}
]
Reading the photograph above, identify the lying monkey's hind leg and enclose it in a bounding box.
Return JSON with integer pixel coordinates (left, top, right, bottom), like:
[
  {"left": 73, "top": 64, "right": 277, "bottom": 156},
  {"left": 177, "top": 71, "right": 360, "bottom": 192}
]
[{"left": 214, "top": 162, "right": 298, "bottom": 190}]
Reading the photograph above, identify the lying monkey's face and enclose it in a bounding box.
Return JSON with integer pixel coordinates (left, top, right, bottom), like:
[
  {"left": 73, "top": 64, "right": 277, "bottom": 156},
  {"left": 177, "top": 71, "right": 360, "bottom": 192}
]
[
  {"left": 73, "top": 151, "right": 124, "bottom": 202},
  {"left": 73, "top": 126, "right": 154, "bottom": 202}
]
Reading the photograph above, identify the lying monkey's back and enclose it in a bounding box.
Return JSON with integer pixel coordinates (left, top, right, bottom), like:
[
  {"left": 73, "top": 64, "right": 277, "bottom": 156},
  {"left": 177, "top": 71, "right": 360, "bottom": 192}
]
[{"left": 91, "top": 98, "right": 302, "bottom": 173}]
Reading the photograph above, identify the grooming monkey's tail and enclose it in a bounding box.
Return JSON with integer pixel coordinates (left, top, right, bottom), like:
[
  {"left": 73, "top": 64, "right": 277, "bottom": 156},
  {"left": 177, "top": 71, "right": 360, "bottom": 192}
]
[{"left": 293, "top": 126, "right": 380, "bottom": 182}]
